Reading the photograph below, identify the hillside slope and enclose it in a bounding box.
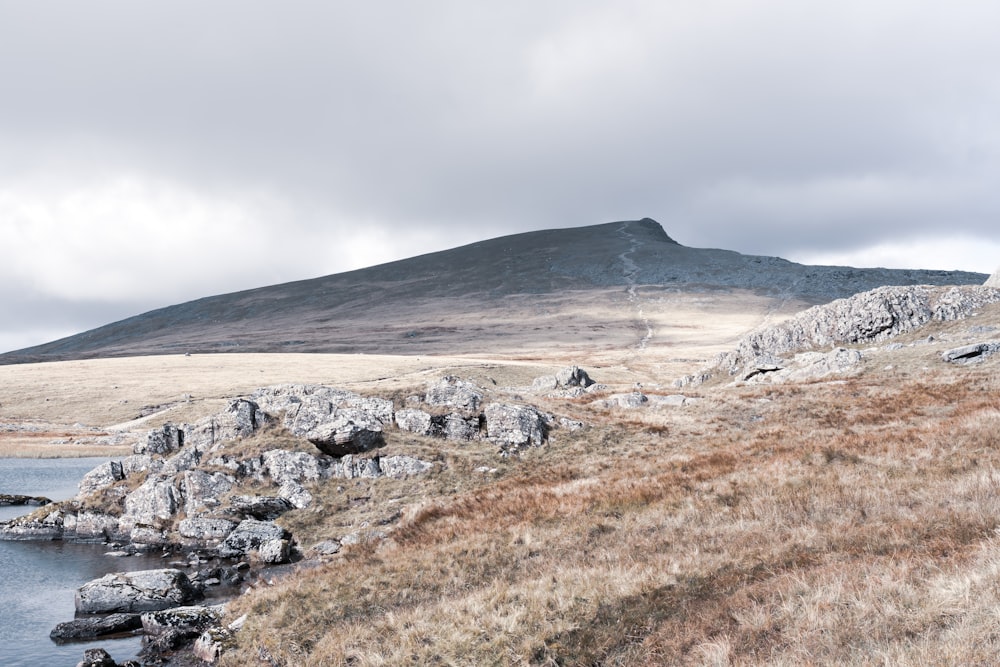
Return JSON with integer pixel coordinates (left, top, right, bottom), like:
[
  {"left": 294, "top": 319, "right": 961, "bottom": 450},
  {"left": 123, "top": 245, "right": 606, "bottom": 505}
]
[{"left": 0, "top": 219, "right": 985, "bottom": 364}]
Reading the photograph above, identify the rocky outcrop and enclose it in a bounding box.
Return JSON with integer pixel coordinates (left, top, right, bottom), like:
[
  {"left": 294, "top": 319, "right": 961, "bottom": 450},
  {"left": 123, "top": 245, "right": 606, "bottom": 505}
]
[
  {"left": 78, "top": 461, "right": 124, "bottom": 496},
  {"left": 682, "top": 285, "right": 1000, "bottom": 383},
  {"left": 75, "top": 569, "right": 200, "bottom": 614},
  {"left": 75, "top": 647, "right": 139, "bottom": 667},
  {"left": 306, "top": 409, "right": 385, "bottom": 456},
  {"left": 532, "top": 365, "right": 597, "bottom": 394},
  {"left": 141, "top": 604, "right": 224, "bottom": 639}
]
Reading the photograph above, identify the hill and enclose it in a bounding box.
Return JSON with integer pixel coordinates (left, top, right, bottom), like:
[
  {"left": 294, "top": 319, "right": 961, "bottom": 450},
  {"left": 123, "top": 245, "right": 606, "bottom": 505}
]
[{"left": 0, "top": 219, "right": 985, "bottom": 364}]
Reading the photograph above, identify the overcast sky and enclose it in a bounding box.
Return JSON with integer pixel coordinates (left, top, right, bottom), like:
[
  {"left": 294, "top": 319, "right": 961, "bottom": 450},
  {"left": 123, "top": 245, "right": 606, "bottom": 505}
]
[{"left": 3, "top": 1, "right": 1000, "bottom": 353}]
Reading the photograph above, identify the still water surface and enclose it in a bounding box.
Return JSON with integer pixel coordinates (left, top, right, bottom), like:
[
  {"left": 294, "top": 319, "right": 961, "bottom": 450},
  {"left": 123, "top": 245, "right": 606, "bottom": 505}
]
[{"left": 0, "top": 457, "right": 165, "bottom": 666}]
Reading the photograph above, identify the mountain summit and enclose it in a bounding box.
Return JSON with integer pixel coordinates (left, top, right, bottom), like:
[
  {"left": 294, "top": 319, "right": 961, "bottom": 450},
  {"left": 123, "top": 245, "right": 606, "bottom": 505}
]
[{"left": 0, "top": 219, "right": 986, "bottom": 363}]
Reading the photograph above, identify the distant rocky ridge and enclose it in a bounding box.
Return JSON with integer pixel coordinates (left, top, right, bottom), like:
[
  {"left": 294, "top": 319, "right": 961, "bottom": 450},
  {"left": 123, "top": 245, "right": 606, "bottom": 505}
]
[
  {"left": 0, "top": 219, "right": 986, "bottom": 363},
  {"left": 678, "top": 284, "right": 1000, "bottom": 384}
]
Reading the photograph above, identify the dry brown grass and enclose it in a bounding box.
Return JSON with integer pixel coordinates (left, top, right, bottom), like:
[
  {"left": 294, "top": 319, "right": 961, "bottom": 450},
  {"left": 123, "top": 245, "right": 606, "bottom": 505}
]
[{"left": 209, "top": 355, "right": 1000, "bottom": 666}]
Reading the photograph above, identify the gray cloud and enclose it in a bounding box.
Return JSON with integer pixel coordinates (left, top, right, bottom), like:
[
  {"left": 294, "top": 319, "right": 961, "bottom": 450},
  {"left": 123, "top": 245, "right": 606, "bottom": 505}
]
[{"left": 2, "top": 1, "right": 999, "bottom": 351}]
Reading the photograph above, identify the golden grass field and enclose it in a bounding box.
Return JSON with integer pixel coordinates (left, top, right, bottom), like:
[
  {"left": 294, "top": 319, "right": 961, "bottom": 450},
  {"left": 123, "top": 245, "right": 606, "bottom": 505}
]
[{"left": 2, "top": 295, "right": 999, "bottom": 665}]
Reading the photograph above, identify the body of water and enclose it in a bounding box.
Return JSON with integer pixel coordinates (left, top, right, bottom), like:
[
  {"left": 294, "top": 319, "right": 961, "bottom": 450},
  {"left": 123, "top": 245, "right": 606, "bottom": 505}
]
[{"left": 0, "top": 457, "right": 164, "bottom": 666}]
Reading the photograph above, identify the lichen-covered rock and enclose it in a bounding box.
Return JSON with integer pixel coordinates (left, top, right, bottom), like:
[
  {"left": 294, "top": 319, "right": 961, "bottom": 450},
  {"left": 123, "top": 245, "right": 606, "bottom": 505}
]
[
  {"left": 141, "top": 604, "right": 224, "bottom": 638},
  {"left": 327, "top": 454, "right": 382, "bottom": 479},
  {"left": 262, "top": 449, "right": 325, "bottom": 485},
  {"left": 307, "top": 409, "right": 384, "bottom": 457},
  {"left": 75, "top": 569, "right": 199, "bottom": 613},
  {"left": 119, "top": 475, "right": 182, "bottom": 533},
  {"left": 67, "top": 511, "right": 122, "bottom": 541},
  {"left": 182, "top": 470, "right": 235, "bottom": 516},
  {"left": 395, "top": 408, "right": 434, "bottom": 435},
  {"left": 278, "top": 481, "right": 313, "bottom": 509},
  {"left": 257, "top": 538, "right": 291, "bottom": 564},
  {"left": 378, "top": 455, "right": 434, "bottom": 479},
  {"left": 0, "top": 508, "right": 65, "bottom": 540},
  {"left": 484, "top": 403, "right": 547, "bottom": 449},
  {"left": 178, "top": 517, "right": 238, "bottom": 541},
  {"left": 713, "top": 285, "right": 1000, "bottom": 377},
  {"left": 137, "top": 423, "right": 185, "bottom": 455},
  {"left": 942, "top": 340, "right": 1000, "bottom": 363},
  {"left": 218, "top": 519, "right": 290, "bottom": 559},
  {"left": 78, "top": 461, "right": 124, "bottom": 496},
  {"left": 425, "top": 376, "right": 483, "bottom": 413}
]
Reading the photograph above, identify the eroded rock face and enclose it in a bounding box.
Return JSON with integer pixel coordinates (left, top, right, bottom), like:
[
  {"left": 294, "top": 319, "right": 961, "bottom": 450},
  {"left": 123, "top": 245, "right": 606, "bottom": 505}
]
[
  {"left": 120, "top": 475, "right": 182, "bottom": 534},
  {"left": 75, "top": 569, "right": 199, "bottom": 614},
  {"left": 484, "top": 404, "right": 547, "bottom": 450},
  {"left": 985, "top": 268, "right": 1000, "bottom": 288},
  {"left": 178, "top": 517, "right": 238, "bottom": 541},
  {"left": 712, "top": 285, "right": 1000, "bottom": 377}
]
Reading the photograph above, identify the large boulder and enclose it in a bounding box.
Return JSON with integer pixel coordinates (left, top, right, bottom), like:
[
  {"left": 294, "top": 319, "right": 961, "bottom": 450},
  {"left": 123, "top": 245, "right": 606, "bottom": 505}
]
[
  {"left": 75, "top": 569, "right": 199, "bottom": 614},
  {"left": 556, "top": 365, "right": 595, "bottom": 388},
  {"left": 178, "top": 517, "right": 238, "bottom": 542},
  {"left": 484, "top": 404, "right": 547, "bottom": 450},
  {"left": 218, "top": 519, "right": 290, "bottom": 560},
  {"left": 425, "top": 376, "right": 483, "bottom": 413},
  {"left": 252, "top": 385, "right": 394, "bottom": 435},
  {"left": 229, "top": 495, "right": 295, "bottom": 520},
  {"left": 306, "top": 409, "right": 384, "bottom": 457}
]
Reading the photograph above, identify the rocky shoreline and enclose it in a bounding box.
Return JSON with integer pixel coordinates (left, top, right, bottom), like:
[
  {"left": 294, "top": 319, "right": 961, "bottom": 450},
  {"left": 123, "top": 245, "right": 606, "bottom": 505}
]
[{"left": 2, "top": 374, "right": 594, "bottom": 664}]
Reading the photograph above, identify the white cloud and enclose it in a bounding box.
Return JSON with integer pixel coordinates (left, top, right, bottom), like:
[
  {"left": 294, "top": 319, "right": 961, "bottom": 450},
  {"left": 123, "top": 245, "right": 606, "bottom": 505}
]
[{"left": 789, "top": 236, "right": 1000, "bottom": 275}]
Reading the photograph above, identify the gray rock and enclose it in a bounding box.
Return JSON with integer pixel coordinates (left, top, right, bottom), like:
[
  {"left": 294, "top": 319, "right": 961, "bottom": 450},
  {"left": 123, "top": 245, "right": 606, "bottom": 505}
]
[
  {"left": 395, "top": 408, "right": 434, "bottom": 435},
  {"left": 218, "top": 519, "right": 290, "bottom": 559},
  {"left": 440, "top": 413, "right": 480, "bottom": 441},
  {"left": 713, "top": 285, "right": 1000, "bottom": 378},
  {"left": 67, "top": 511, "right": 122, "bottom": 541},
  {"left": 278, "top": 480, "right": 313, "bottom": 509},
  {"left": 558, "top": 417, "right": 585, "bottom": 430},
  {"left": 192, "top": 614, "right": 245, "bottom": 663},
  {"left": 942, "top": 340, "right": 1000, "bottom": 363},
  {"left": 484, "top": 403, "right": 547, "bottom": 449},
  {"left": 119, "top": 475, "right": 182, "bottom": 533},
  {"left": 0, "top": 508, "right": 64, "bottom": 540},
  {"left": 76, "top": 648, "right": 119, "bottom": 667},
  {"left": 181, "top": 470, "right": 235, "bottom": 516},
  {"left": 555, "top": 365, "right": 595, "bottom": 388},
  {"left": 310, "top": 539, "right": 342, "bottom": 555},
  {"left": 121, "top": 454, "right": 162, "bottom": 476},
  {"left": 178, "top": 517, "right": 238, "bottom": 541},
  {"left": 137, "top": 423, "right": 184, "bottom": 455},
  {"left": 378, "top": 455, "right": 434, "bottom": 479},
  {"left": 75, "top": 568, "right": 199, "bottom": 613},
  {"left": 307, "top": 409, "right": 384, "bottom": 457},
  {"left": 531, "top": 375, "right": 558, "bottom": 392},
  {"left": 262, "top": 449, "right": 325, "bottom": 485},
  {"left": 257, "top": 538, "right": 291, "bottom": 564},
  {"left": 647, "top": 394, "right": 689, "bottom": 408},
  {"left": 595, "top": 392, "right": 649, "bottom": 409},
  {"left": 141, "top": 604, "right": 224, "bottom": 638},
  {"left": 51, "top": 613, "right": 143, "bottom": 642},
  {"left": 327, "top": 454, "right": 383, "bottom": 479},
  {"left": 78, "top": 461, "right": 124, "bottom": 496},
  {"left": 425, "top": 376, "right": 483, "bottom": 413},
  {"left": 229, "top": 495, "right": 295, "bottom": 520},
  {"left": 252, "top": 384, "right": 394, "bottom": 435}
]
